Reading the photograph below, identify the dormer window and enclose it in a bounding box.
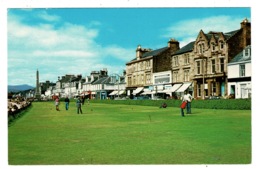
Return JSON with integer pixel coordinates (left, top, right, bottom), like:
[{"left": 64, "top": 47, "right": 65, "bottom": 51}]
[
  {"left": 211, "top": 43, "right": 216, "bottom": 51},
  {"left": 220, "top": 41, "right": 224, "bottom": 50},
  {"left": 244, "top": 48, "right": 251, "bottom": 58},
  {"left": 199, "top": 43, "right": 205, "bottom": 54}
]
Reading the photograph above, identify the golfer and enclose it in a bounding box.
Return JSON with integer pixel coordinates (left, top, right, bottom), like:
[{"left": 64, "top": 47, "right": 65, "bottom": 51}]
[{"left": 76, "top": 96, "right": 83, "bottom": 114}]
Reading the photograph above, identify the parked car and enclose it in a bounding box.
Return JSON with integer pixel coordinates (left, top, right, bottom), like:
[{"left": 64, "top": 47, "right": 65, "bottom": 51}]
[
  {"left": 114, "top": 97, "right": 127, "bottom": 100},
  {"left": 133, "top": 96, "right": 151, "bottom": 100},
  {"left": 152, "top": 96, "right": 164, "bottom": 100}
]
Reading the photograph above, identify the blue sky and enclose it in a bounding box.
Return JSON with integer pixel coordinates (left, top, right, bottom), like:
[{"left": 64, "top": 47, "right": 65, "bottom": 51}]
[{"left": 7, "top": 7, "right": 250, "bottom": 86}]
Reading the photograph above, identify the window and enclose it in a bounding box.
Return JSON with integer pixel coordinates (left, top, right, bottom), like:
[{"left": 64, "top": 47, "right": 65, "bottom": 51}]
[
  {"left": 211, "top": 43, "right": 215, "bottom": 51},
  {"left": 220, "top": 58, "right": 224, "bottom": 72},
  {"left": 154, "top": 74, "right": 170, "bottom": 84},
  {"left": 211, "top": 59, "right": 216, "bottom": 73},
  {"left": 196, "top": 61, "right": 201, "bottom": 74},
  {"left": 173, "top": 56, "right": 179, "bottom": 67},
  {"left": 184, "top": 70, "right": 190, "bottom": 81},
  {"left": 240, "top": 64, "right": 245, "bottom": 77},
  {"left": 146, "top": 60, "right": 151, "bottom": 69},
  {"left": 128, "top": 77, "right": 132, "bottom": 86},
  {"left": 240, "top": 84, "right": 248, "bottom": 98},
  {"left": 184, "top": 54, "right": 190, "bottom": 65},
  {"left": 244, "top": 48, "right": 250, "bottom": 58},
  {"left": 220, "top": 41, "right": 224, "bottom": 49},
  {"left": 173, "top": 71, "right": 178, "bottom": 82},
  {"left": 146, "top": 74, "right": 151, "bottom": 84},
  {"left": 198, "top": 43, "right": 205, "bottom": 54}
]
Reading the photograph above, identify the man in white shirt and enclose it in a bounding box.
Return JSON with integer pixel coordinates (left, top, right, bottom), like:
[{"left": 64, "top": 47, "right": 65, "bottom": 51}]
[{"left": 183, "top": 91, "right": 192, "bottom": 114}]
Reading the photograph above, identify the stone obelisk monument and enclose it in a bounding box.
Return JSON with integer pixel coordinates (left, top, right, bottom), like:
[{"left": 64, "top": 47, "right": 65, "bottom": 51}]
[{"left": 35, "top": 69, "right": 41, "bottom": 100}]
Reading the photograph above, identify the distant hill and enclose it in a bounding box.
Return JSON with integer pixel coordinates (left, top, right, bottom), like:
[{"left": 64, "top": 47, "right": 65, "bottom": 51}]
[{"left": 8, "top": 84, "right": 35, "bottom": 92}]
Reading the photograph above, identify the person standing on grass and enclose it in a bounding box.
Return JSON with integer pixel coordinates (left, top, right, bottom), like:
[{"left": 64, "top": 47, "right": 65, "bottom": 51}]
[
  {"left": 82, "top": 95, "right": 85, "bottom": 105},
  {"left": 76, "top": 96, "right": 83, "bottom": 114},
  {"left": 183, "top": 90, "right": 192, "bottom": 114},
  {"left": 55, "top": 97, "right": 60, "bottom": 111},
  {"left": 64, "top": 96, "right": 70, "bottom": 110}
]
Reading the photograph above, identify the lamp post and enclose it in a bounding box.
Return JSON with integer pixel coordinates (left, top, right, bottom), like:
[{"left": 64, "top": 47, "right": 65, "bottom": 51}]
[
  {"left": 202, "top": 58, "right": 206, "bottom": 100},
  {"left": 69, "top": 77, "right": 72, "bottom": 98}
]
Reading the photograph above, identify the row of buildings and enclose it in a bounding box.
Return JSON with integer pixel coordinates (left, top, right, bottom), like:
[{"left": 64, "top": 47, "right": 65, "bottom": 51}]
[
  {"left": 35, "top": 18, "right": 251, "bottom": 100},
  {"left": 125, "top": 18, "right": 251, "bottom": 99}
]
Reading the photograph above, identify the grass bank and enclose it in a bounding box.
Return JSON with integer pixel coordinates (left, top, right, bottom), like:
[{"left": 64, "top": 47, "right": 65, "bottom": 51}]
[{"left": 8, "top": 101, "right": 251, "bottom": 164}]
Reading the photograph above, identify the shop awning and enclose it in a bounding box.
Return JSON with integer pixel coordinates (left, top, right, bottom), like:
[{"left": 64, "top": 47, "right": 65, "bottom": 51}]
[
  {"left": 109, "top": 90, "right": 118, "bottom": 96},
  {"left": 119, "top": 90, "right": 125, "bottom": 95},
  {"left": 133, "top": 87, "right": 144, "bottom": 95},
  {"left": 110, "top": 90, "right": 125, "bottom": 96},
  {"left": 176, "top": 82, "right": 192, "bottom": 92},
  {"left": 170, "top": 84, "right": 182, "bottom": 92}
]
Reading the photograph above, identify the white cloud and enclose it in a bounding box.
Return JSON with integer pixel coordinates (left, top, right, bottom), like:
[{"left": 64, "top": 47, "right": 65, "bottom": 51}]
[
  {"left": 162, "top": 15, "right": 250, "bottom": 47},
  {"left": 37, "top": 11, "right": 61, "bottom": 22},
  {"left": 8, "top": 11, "right": 133, "bottom": 86},
  {"left": 103, "top": 45, "right": 134, "bottom": 62}
]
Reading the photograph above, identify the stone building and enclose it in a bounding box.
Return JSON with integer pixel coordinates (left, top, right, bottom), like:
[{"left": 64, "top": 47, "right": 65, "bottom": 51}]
[
  {"left": 170, "top": 41, "right": 195, "bottom": 97},
  {"left": 192, "top": 18, "right": 251, "bottom": 99},
  {"left": 125, "top": 39, "right": 180, "bottom": 98}
]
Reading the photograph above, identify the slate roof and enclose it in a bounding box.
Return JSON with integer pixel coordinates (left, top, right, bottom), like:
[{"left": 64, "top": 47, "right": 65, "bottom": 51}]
[
  {"left": 229, "top": 45, "right": 251, "bottom": 64},
  {"left": 173, "top": 41, "right": 195, "bottom": 55},
  {"left": 204, "top": 29, "right": 240, "bottom": 42},
  {"left": 59, "top": 75, "right": 74, "bottom": 83},
  {"left": 71, "top": 76, "right": 82, "bottom": 82},
  {"left": 92, "top": 76, "right": 111, "bottom": 85},
  {"left": 224, "top": 29, "right": 240, "bottom": 40},
  {"left": 130, "top": 47, "right": 168, "bottom": 62}
]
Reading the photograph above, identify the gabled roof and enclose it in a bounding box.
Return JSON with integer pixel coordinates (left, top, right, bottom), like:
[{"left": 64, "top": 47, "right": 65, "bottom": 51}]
[
  {"left": 173, "top": 41, "right": 195, "bottom": 55},
  {"left": 200, "top": 29, "right": 240, "bottom": 43},
  {"left": 229, "top": 45, "right": 251, "bottom": 64}
]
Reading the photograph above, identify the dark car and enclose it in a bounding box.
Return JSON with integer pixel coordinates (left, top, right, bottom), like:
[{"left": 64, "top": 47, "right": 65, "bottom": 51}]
[{"left": 133, "top": 96, "right": 150, "bottom": 100}]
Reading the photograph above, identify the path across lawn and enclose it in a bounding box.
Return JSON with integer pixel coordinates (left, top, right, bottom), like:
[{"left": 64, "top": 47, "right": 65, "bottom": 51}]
[{"left": 8, "top": 101, "right": 251, "bottom": 164}]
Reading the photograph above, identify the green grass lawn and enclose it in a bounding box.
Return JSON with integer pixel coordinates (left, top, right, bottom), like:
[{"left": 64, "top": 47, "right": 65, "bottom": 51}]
[{"left": 8, "top": 101, "right": 251, "bottom": 165}]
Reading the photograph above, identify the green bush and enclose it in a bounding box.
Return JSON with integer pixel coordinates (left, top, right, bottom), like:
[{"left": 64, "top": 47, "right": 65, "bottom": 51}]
[{"left": 89, "top": 99, "right": 251, "bottom": 110}]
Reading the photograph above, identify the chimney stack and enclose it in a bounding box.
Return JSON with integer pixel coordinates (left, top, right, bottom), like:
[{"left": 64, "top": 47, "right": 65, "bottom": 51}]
[
  {"left": 240, "top": 18, "right": 251, "bottom": 47},
  {"left": 168, "top": 38, "right": 180, "bottom": 51}
]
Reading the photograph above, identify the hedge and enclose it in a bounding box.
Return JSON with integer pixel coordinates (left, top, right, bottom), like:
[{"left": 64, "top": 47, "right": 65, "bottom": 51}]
[{"left": 89, "top": 99, "right": 251, "bottom": 110}]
